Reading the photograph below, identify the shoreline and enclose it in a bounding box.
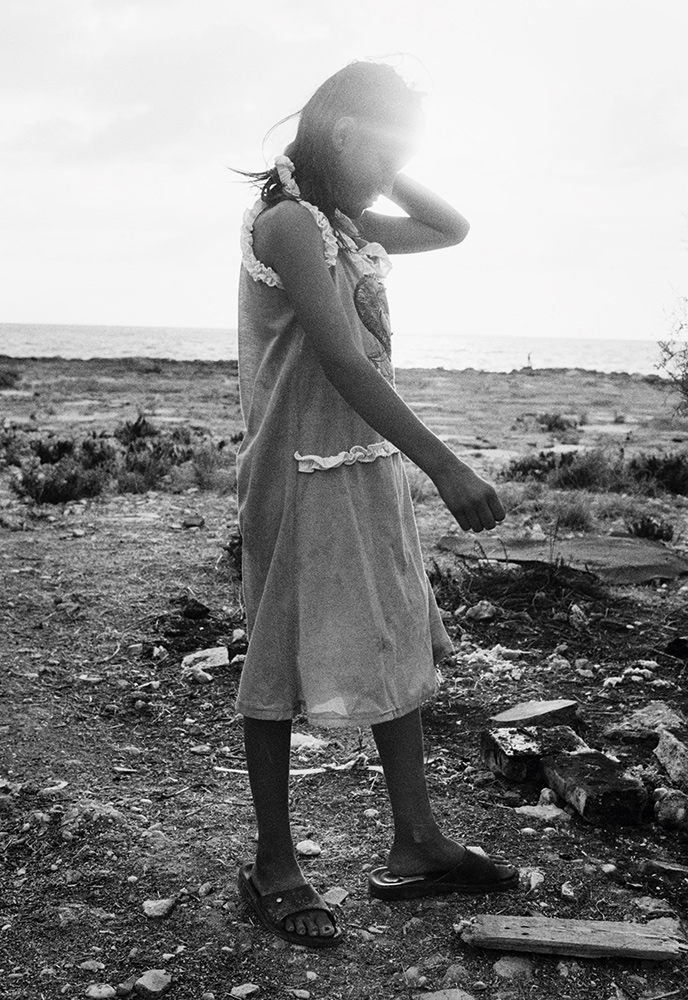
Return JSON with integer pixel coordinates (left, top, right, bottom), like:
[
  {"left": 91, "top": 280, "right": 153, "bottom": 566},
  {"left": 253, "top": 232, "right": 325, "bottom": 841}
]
[{"left": 0, "top": 353, "right": 670, "bottom": 381}]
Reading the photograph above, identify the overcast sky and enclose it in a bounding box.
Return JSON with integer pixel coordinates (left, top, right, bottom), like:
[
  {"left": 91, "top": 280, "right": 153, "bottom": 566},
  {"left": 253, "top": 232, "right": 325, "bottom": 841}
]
[{"left": 1, "top": 0, "right": 687, "bottom": 346}]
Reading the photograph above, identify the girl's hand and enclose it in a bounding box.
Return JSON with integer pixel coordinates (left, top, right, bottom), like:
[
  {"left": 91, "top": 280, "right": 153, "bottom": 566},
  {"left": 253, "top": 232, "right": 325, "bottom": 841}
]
[{"left": 432, "top": 459, "right": 506, "bottom": 533}]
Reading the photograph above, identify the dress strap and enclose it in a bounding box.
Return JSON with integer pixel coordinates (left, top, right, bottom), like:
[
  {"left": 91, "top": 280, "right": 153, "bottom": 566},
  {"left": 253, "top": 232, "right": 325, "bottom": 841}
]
[{"left": 240, "top": 199, "right": 339, "bottom": 288}]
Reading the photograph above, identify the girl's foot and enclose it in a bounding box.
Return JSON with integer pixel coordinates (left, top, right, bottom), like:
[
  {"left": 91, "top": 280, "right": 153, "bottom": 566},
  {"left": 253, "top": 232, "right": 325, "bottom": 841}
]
[
  {"left": 249, "top": 860, "right": 337, "bottom": 939},
  {"left": 387, "top": 831, "right": 467, "bottom": 877}
]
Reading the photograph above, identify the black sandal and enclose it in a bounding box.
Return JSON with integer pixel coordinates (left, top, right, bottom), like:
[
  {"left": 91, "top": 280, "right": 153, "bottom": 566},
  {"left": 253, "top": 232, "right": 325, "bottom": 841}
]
[
  {"left": 368, "top": 847, "right": 520, "bottom": 901},
  {"left": 238, "top": 863, "right": 343, "bottom": 948}
]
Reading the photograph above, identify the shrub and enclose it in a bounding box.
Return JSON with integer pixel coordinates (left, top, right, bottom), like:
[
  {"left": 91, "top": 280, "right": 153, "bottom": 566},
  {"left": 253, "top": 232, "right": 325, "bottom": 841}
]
[
  {"left": 628, "top": 515, "right": 674, "bottom": 542},
  {"left": 503, "top": 451, "right": 560, "bottom": 482},
  {"left": 13, "top": 457, "right": 108, "bottom": 504},
  {"left": 190, "top": 440, "right": 236, "bottom": 493},
  {"left": 548, "top": 449, "right": 627, "bottom": 491},
  {"left": 537, "top": 412, "right": 576, "bottom": 433},
  {"left": 0, "top": 366, "right": 21, "bottom": 390},
  {"left": 627, "top": 452, "right": 688, "bottom": 496},
  {"left": 0, "top": 429, "right": 29, "bottom": 467},
  {"left": 30, "top": 436, "right": 75, "bottom": 465}
]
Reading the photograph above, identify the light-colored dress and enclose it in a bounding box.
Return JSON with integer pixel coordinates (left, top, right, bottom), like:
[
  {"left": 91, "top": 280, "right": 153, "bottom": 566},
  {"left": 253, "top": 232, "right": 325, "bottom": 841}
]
[{"left": 235, "top": 197, "right": 453, "bottom": 728}]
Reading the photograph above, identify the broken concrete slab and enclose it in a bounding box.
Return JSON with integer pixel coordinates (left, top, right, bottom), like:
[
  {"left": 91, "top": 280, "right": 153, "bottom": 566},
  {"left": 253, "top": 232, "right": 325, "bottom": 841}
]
[
  {"left": 654, "top": 730, "right": 688, "bottom": 788},
  {"left": 460, "top": 913, "right": 686, "bottom": 960},
  {"left": 490, "top": 699, "right": 580, "bottom": 729},
  {"left": 543, "top": 751, "right": 648, "bottom": 825},
  {"left": 438, "top": 532, "right": 688, "bottom": 585},
  {"left": 604, "top": 701, "right": 687, "bottom": 745},
  {"left": 481, "top": 726, "right": 588, "bottom": 782}
]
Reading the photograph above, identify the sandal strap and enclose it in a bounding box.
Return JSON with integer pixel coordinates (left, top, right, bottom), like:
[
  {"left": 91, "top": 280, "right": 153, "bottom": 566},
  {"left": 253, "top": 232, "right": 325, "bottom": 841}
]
[{"left": 256, "top": 882, "right": 335, "bottom": 926}]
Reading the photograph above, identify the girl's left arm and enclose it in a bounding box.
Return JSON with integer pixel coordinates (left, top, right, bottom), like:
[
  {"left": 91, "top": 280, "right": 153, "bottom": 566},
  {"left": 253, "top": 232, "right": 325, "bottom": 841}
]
[{"left": 358, "top": 173, "right": 470, "bottom": 254}]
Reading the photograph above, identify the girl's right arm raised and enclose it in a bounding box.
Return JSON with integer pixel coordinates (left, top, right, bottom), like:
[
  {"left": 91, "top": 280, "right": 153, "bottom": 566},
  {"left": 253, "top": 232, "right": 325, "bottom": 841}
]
[{"left": 252, "top": 200, "right": 504, "bottom": 533}]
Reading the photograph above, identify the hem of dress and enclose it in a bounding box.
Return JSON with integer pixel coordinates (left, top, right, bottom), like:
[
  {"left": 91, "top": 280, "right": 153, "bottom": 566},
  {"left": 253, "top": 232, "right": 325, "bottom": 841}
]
[{"left": 235, "top": 687, "right": 438, "bottom": 729}]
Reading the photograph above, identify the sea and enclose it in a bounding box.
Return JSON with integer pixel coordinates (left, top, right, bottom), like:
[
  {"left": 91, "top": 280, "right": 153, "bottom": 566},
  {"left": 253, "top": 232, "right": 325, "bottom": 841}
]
[{"left": 0, "top": 322, "right": 667, "bottom": 376}]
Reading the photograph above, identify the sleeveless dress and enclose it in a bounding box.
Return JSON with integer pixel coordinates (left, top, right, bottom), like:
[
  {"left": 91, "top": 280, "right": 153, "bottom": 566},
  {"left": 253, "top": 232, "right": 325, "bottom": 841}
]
[{"left": 235, "top": 197, "right": 453, "bottom": 728}]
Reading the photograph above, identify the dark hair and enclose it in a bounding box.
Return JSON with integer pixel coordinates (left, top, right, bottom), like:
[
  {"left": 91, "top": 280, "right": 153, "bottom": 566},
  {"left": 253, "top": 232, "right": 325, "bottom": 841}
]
[{"left": 239, "top": 61, "right": 423, "bottom": 237}]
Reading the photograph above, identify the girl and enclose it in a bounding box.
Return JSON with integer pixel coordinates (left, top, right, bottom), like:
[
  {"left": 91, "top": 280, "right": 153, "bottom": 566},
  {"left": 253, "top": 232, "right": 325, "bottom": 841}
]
[{"left": 236, "top": 61, "right": 518, "bottom": 949}]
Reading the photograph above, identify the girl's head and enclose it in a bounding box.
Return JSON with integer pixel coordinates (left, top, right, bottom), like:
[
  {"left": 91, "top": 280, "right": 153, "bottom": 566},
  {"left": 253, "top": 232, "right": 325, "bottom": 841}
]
[{"left": 258, "top": 62, "right": 424, "bottom": 228}]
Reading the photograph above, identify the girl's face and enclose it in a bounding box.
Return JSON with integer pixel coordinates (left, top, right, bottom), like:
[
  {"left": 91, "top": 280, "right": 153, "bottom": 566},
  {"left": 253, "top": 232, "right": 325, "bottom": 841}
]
[{"left": 333, "top": 117, "right": 421, "bottom": 219}]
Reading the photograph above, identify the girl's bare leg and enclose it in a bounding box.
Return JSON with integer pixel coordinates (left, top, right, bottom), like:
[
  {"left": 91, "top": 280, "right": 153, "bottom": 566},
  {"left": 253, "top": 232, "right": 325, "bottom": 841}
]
[
  {"left": 243, "top": 716, "right": 335, "bottom": 937},
  {"left": 371, "top": 708, "right": 466, "bottom": 874}
]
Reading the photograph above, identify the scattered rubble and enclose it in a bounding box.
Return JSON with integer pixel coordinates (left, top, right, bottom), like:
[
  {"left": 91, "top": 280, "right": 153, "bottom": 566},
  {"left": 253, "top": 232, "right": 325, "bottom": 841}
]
[{"left": 603, "top": 701, "right": 686, "bottom": 743}]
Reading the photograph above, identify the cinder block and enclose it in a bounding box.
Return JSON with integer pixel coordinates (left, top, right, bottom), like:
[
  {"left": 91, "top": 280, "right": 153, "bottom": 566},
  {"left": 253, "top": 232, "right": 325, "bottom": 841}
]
[
  {"left": 490, "top": 699, "right": 580, "bottom": 729},
  {"left": 481, "top": 726, "right": 589, "bottom": 782},
  {"left": 543, "top": 751, "right": 648, "bottom": 826}
]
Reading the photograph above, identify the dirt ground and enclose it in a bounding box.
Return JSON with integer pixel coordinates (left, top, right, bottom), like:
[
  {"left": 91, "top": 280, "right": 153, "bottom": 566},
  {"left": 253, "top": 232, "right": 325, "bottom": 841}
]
[{"left": 1, "top": 357, "right": 688, "bottom": 1000}]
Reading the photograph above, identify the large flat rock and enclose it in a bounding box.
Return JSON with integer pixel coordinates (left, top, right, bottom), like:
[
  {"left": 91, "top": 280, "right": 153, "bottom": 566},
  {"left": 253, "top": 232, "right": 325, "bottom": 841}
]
[{"left": 438, "top": 533, "right": 688, "bottom": 585}]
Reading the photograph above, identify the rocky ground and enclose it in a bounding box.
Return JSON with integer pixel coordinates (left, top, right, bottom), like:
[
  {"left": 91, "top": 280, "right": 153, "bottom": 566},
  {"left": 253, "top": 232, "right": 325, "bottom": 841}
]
[{"left": 1, "top": 358, "right": 687, "bottom": 1000}]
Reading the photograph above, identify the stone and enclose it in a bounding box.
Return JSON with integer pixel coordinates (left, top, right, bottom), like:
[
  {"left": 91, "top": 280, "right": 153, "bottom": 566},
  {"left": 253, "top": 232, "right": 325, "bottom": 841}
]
[
  {"left": 654, "top": 730, "right": 688, "bottom": 788},
  {"left": 493, "top": 955, "right": 533, "bottom": 980},
  {"left": 290, "top": 732, "right": 328, "bottom": 751},
  {"left": 464, "top": 600, "right": 499, "bottom": 620},
  {"left": 230, "top": 986, "right": 260, "bottom": 999},
  {"left": 116, "top": 975, "right": 138, "bottom": 996},
  {"left": 181, "top": 647, "right": 228, "bottom": 679},
  {"left": 86, "top": 988, "right": 117, "bottom": 999},
  {"left": 654, "top": 788, "right": 688, "bottom": 830},
  {"left": 490, "top": 699, "right": 579, "bottom": 728},
  {"left": 542, "top": 750, "right": 648, "bottom": 825},
  {"left": 481, "top": 725, "right": 588, "bottom": 781},
  {"left": 415, "top": 991, "right": 477, "bottom": 1000},
  {"left": 515, "top": 787, "right": 571, "bottom": 825},
  {"left": 134, "top": 970, "right": 172, "bottom": 998},
  {"left": 142, "top": 898, "right": 176, "bottom": 919},
  {"left": 441, "top": 964, "right": 472, "bottom": 987},
  {"left": 80, "top": 960, "right": 106, "bottom": 972},
  {"left": 295, "top": 839, "right": 321, "bottom": 857},
  {"left": 321, "top": 886, "right": 348, "bottom": 906},
  {"left": 604, "top": 702, "right": 687, "bottom": 744}
]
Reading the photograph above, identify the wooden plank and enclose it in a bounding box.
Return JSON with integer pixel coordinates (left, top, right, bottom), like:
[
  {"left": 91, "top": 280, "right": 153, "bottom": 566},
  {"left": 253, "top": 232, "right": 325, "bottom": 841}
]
[{"left": 461, "top": 914, "right": 686, "bottom": 961}]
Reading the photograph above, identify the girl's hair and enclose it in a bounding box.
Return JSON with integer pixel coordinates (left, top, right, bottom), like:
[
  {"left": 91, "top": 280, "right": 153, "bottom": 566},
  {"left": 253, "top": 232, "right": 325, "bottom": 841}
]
[{"left": 240, "top": 61, "right": 423, "bottom": 237}]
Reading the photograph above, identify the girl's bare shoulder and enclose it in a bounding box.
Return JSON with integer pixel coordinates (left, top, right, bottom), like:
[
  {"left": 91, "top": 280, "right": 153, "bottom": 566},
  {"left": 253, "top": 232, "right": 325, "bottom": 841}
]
[{"left": 253, "top": 200, "right": 334, "bottom": 274}]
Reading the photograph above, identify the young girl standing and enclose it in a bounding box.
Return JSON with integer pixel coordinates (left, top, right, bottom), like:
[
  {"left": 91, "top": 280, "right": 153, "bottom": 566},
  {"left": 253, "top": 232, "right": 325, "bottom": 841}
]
[{"left": 236, "top": 61, "right": 518, "bottom": 948}]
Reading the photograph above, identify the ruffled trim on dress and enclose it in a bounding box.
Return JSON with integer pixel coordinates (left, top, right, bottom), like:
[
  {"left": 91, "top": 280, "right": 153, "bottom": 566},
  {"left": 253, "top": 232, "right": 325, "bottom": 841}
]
[
  {"left": 240, "top": 199, "right": 339, "bottom": 288},
  {"left": 294, "top": 440, "right": 400, "bottom": 474}
]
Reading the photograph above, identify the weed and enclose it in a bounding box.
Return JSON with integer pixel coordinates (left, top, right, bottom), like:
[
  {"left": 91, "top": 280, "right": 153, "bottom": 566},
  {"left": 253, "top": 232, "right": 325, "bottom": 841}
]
[
  {"left": 550, "top": 497, "right": 595, "bottom": 533},
  {"left": 114, "top": 414, "right": 159, "bottom": 446}
]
